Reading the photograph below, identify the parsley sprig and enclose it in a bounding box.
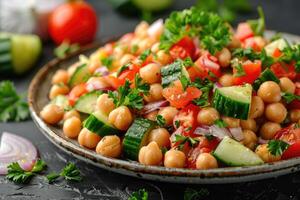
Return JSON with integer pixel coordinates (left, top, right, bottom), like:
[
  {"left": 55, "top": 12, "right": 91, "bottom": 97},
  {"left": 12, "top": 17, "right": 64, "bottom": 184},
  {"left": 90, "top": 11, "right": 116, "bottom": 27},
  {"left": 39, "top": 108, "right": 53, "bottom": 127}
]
[
  {"left": 173, "top": 134, "right": 199, "bottom": 150},
  {"left": 191, "top": 78, "right": 214, "bottom": 107},
  {"left": 156, "top": 115, "right": 166, "bottom": 127},
  {"left": 108, "top": 75, "right": 149, "bottom": 110},
  {"left": 0, "top": 81, "right": 29, "bottom": 122},
  {"left": 128, "top": 188, "right": 148, "bottom": 200},
  {"left": 46, "top": 163, "right": 82, "bottom": 183},
  {"left": 232, "top": 48, "right": 274, "bottom": 67},
  {"left": 160, "top": 7, "right": 231, "bottom": 55},
  {"left": 6, "top": 159, "right": 47, "bottom": 184},
  {"left": 282, "top": 92, "right": 300, "bottom": 104},
  {"left": 278, "top": 45, "right": 300, "bottom": 72},
  {"left": 184, "top": 187, "right": 210, "bottom": 200},
  {"left": 267, "top": 140, "right": 289, "bottom": 156},
  {"left": 214, "top": 119, "right": 228, "bottom": 128}
]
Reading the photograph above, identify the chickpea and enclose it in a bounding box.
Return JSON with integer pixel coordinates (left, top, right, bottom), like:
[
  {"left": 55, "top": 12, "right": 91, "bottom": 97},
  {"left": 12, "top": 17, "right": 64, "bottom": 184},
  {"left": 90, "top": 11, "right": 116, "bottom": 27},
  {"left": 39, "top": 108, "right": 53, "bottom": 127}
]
[
  {"left": 265, "top": 103, "right": 287, "bottom": 123},
  {"left": 151, "top": 42, "right": 160, "bottom": 53},
  {"left": 108, "top": 106, "right": 133, "bottom": 130},
  {"left": 255, "top": 144, "right": 281, "bottom": 163},
  {"left": 222, "top": 116, "right": 240, "bottom": 128},
  {"left": 140, "top": 63, "right": 161, "bottom": 84},
  {"left": 40, "top": 104, "right": 64, "bottom": 125},
  {"left": 51, "top": 70, "right": 69, "bottom": 85},
  {"left": 219, "top": 74, "right": 234, "bottom": 86},
  {"left": 279, "top": 77, "right": 295, "bottom": 94},
  {"left": 63, "top": 117, "right": 81, "bottom": 138},
  {"left": 290, "top": 109, "right": 300, "bottom": 122},
  {"left": 215, "top": 48, "right": 231, "bottom": 68},
  {"left": 138, "top": 38, "right": 155, "bottom": 53},
  {"left": 63, "top": 110, "right": 80, "bottom": 121},
  {"left": 96, "top": 94, "right": 115, "bottom": 115},
  {"left": 144, "top": 84, "right": 163, "bottom": 102},
  {"left": 145, "top": 110, "right": 158, "bottom": 121},
  {"left": 88, "top": 60, "right": 101, "bottom": 74},
  {"left": 78, "top": 128, "right": 101, "bottom": 149},
  {"left": 197, "top": 107, "right": 220, "bottom": 126},
  {"left": 241, "top": 119, "right": 257, "bottom": 132},
  {"left": 138, "top": 141, "right": 162, "bottom": 166},
  {"left": 164, "top": 149, "right": 186, "bottom": 168},
  {"left": 241, "top": 130, "right": 257, "bottom": 150},
  {"left": 260, "top": 122, "right": 281, "bottom": 140},
  {"left": 196, "top": 153, "right": 218, "bottom": 170},
  {"left": 120, "top": 54, "right": 135, "bottom": 66},
  {"left": 155, "top": 50, "right": 172, "bottom": 65},
  {"left": 148, "top": 128, "right": 170, "bottom": 148},
  {"left": 135, "top": 21, "right": 149, "bottom": 38},
  {"left": 49, "top": 84, "right": 69, "bottom": 100},
  {"left": 158, "top": 106, "right": 178, "bottom": 125},
  {"left": 228, "top": 36, "right": 241, "bottom": 49},
  {"left": 257, "top": 81, "right": 281, "bottom": 103},
  {"left": 96, "top": 135, "right": 122, "bottom": 158},
  {"left": 249, "top": 96, "right": 265, "bottom": 119}
]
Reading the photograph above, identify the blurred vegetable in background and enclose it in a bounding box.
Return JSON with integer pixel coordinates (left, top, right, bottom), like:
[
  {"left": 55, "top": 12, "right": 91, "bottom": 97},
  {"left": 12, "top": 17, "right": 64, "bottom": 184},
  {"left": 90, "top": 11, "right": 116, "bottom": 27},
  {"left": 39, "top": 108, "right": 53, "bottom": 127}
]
[
  {"left": 196, "top": 0, "right": 252, "bottom": 22},
  {"left": 49, "top": 0, "right": 98, "bottom": 45},
  {"left": 54, "top": 41, "right": 80, "bottom": 59},
  {"left": 0, "top": 33, "right": 42, "bottom": 76}
]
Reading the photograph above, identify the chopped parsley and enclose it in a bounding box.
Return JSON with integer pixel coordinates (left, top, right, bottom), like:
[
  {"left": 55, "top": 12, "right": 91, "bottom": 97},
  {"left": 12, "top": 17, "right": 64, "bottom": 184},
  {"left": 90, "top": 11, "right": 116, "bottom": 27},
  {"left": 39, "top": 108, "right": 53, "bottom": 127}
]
[
  {"left": 232, "top": 48, "right": 274, "bottom": 67},
  {"left": 128, "top": 188, "right": 148, "bottom": 200},
  {"left": 156, "top": 115, "right": 166, "bottom": 127},
  {"left": 184, "top": 187, "right": 210, "bottom": 200},
  {"left": 267, "top": 140, "right": 289, "bottom": 156},
  {"left": 232, "top": 62, "right": 246, "bottom": 77},
  {"left": 278, "top": 45, "right": 300, "bottom": 72},
  {"left": 282, "top": 92, "right": 300, "bottom": 104},
  {"left": 174, "top": 120, "right": 180, "bottom": 128},
  {"left": 183, "top": 57, "right": 194, "bottom": 67},
  {"left": 46, "top": 163, "right": 82, "bottom": 183},
  {"left": 180, "top": 75, "right": 191, "bottom": 91},
  {"left": 174, "top": 134, "right": 199, "bottom": 150},
  {"left": 160, "top": 7, "right": 231, "bottom": 55},
  {"left": 191, "top": 78, "right": 214, "bottom": 107},
  {"left": 139, "top": 49, "right": 151, "bottom": 61},
  {"left": 116, "top": 63, "right": 130, "bottom": 76},
  {"left": 214, "top": 119, "right": 228, "bottom": 128},
  {"left": 101, "top": 56, "right": 114, "bottom": 68},
  {"left": 247, "top": 6, "right": 265, "bottom": 36}
]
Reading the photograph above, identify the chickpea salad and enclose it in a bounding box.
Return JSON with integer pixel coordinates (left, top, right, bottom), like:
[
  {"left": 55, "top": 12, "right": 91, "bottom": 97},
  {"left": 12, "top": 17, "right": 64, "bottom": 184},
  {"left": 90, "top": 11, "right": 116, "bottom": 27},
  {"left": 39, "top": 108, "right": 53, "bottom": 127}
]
[{"left": 41, "top": 7, "right": 300, "bottom": 170}]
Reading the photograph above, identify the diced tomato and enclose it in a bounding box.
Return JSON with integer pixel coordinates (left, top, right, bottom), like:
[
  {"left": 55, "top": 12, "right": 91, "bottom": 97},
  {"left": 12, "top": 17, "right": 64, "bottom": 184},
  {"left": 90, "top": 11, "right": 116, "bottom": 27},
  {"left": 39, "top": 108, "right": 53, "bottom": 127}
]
[
  {"left": 193, "top": 52, "right": 221, "bottom": 80},
  {"left": 170, "top": 127, "right": 192, "bottom": 156},
  {"left": 233, "top": 60, "right": 262, "bottom": 85},
  {"left": 173, "top": 104, "right": 200, "bottom": 136},
  {"left": 270, "top": 62, "right": 297, "bottom": 80},
  {"left": 118, "top": 64, "right": 140, "bottom": 84},
  {"left": 170, "top": 36, "right": 196, "bottom": 60},
  {"left": 187, "top": 137, "right": 220, "bottom": 168},
  {"left": 288, "top": 85, "right": 300, "bottom": 109},
  {"left": 68, "top": 83, "right": 88, "bottom": 106},
  {"left": 162, "top": 81, "right": 202, "bottom": 109},
  {"left": 282, "top": 141, "right": 300, "bottom": 159},
  {"left": 275, "top": 124, "right": 300, "bottom": 144},
  {"left": 242, "top": 37, "right": 263, "bottom": 52},
  {"left": 273, "top": 47, "right": 282, "bottom": 58},
  {"left": 103, "top": 76, "right": 122, "bottom": 89},
  {"left": 235, "top": 22, "right": 254, "bottom": 42}
]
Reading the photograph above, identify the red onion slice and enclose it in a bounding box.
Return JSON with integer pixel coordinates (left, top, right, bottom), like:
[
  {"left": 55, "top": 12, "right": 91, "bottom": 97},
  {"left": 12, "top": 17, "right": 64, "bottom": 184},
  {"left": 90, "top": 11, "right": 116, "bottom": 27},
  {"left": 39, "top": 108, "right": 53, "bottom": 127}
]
[
  {"left": 209, "top": 125, "right": 232, "bottom": 139},
  {"left": 94, "top": 67, "right": 109, "bottom": 76},
  {"left": 142, "top": 100, "right": 169, "bottom": 114},
  {"left": 194, "top": 125, "right": 210, "bottom": 135},
  {"left": 147, "top": 19, "right": 163, "bottom": 37},
  {"left": 229, "top": 127, "right": 244, "bottom": 141},
  {"left": 0, "top": 132, "right": 38, "bottom": 175}
]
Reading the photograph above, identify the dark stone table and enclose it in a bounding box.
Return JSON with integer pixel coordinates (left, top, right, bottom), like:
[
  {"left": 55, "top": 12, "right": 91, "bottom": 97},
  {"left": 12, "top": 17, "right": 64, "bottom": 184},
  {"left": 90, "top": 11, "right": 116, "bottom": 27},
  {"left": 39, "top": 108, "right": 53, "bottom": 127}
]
[{"left": 1, "top": 0, "right": 300, "bottom": 199}]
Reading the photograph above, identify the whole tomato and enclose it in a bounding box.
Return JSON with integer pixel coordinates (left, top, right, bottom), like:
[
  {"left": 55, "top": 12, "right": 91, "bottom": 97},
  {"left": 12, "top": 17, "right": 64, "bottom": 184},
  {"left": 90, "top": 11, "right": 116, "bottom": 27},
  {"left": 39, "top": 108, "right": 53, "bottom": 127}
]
[{"left": 49, "top": 0, "right": 98, "bottom": 45}]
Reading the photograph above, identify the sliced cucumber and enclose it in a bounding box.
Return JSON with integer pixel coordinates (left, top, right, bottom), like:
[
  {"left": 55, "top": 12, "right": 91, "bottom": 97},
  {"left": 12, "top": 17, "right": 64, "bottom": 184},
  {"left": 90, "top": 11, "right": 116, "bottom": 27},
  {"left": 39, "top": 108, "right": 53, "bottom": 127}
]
[
  {"left": 74, "top": 91, "right": 102, "bottom": 114},
  {"left": 253, "top": 68, "right": 280, "bottom": 90},
  {"left": 51, "top": 95, "right": 70, "bottom": 110},
  {"left": 213, "top": 84, "right": 252, "bottom": 120},
  {"left": 123, "top": 118, "right": 156, "bottom": 160},
  {"left": 264, "top": 38, "right": 289, "bottom": 56},
  {"left": 161, "top": 60, "right": 190, "bottom": 88},
  {"left": 213, "top": 136, "right": 264, "bottom": 166},
  {"left": 68, "top": 64, "right": 91, "bottom": 88},
  {"left": 83, "top": 110, "right": 121, "bottom": 137},
  {"left": 0, "top": 37, "right": 13, "bottom": 74}
]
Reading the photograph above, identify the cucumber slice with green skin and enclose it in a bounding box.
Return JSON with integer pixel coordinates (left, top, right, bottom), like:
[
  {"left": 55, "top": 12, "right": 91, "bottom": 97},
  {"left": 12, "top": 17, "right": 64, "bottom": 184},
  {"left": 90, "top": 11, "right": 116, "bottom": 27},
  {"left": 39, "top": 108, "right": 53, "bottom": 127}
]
[
  {"left": 51, "top": 95, "right": 71, "bottom": 110},
  {"left": 68, "top": 64, "right": 91, "bottom": 88},
  {"left": 213, "top": 136, "right": 264, "bottom": 166},
  {"left": 161, "top": 60, "right": 190, "bottom": 88},
  {"left": 83, "top": 110, "right": 121, "bottom": 137},
  {"left": 123, "top": 118, "right": 156, "bottom": 160},
  {"left": 0, "top": 37, "right": 13, "bottom": 74},
  {"left": 213, "top": 84, "right": 252, "bottom": 120},
  {"left": 264, "top": 38, "right": 289, "bottom": 56},
  {"left": 253, "top": 68, "right": 280, "bottom": 90},
  {"left": 74, "top": 91, "right": 102, "bottom": 114}
]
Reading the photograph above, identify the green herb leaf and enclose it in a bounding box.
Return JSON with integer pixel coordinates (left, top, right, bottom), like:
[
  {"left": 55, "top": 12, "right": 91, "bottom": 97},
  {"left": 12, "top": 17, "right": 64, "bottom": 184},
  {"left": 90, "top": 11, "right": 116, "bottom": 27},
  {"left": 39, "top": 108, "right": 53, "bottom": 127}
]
[
  {"left": 134, "top": 74, "right": 150, "bottom": 95},
  {"left": 0, "top": 81, "right": 29, "bottom": 122},
  {"left": 180, "top": 75, "right": 191, "bottom": 91},
  {"left": 184, "top": 187, "right": 210, "bottom": 200},
  {"left": 6, "top": 162, "right": 33, "bottom": 184},
  {"left": 128, "top": 188, "right": 148, "bottom": 200},
  {"left": 267, "top": 140, "right": 289, "bottom": 156},
  {"left": 192, "top": 78, "right": 214, "bottom": 107},
  {"left": 205, "top": 135, "right": 215, "bottom": 141},
  {"left": 174, "top": 134, "right": 199, "bottom": 149},
  {"left": 131, "top": 44, "right": 138, "bottom": 54},
  {"left": 117, "top": 63, "right": 131, "bottom": 76},
  {"left": 31, "top": 159, "right": 47, "bottom": 173},
  {"left": 60, "top": 163, "right": 82, "bottom": 182},
  {"left": 233, "top": 63, "right": 246, "bottom": 77},
  {"left": 183, "top": 57, "right": 194, "bottom": 67},
  {"left": 139, "top": 49, "right": 151, "bottom": 62},
  {"left": 156, "top": 115, "right": 166, "bottom": 127},
  {"left": 101, "top": 56, "right": 114, "bottom": 68},
  {"left": 282, "top": 92, "right": 300, "bottom": 104},
  {"left": 175, "top": 120, "right": 180, "bottom": 128},
  {"left": 214, "top": 119, "right": 228, "bottom": 128},
  {"left": 46, "top": 172, "right": 61, "bottom": 183},
  {"left": 247, "top": 6, "right": 265, "bottom": 36}
]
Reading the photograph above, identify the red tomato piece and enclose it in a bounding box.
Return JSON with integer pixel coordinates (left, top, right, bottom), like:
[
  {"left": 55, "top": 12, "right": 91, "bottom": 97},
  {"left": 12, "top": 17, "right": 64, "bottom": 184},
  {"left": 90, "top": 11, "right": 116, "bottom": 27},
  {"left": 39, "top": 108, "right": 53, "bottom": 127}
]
[
  {"left": 275, "top": 124, "right": 300, "bottom": 144},
  {"left": 68, "top": 83, "right": 88, "bottom": 106},
  {"left": 270, "top": 62, "right": 297, "bottom": 80},
  {"left": 273, "top": 48, "right": 282, "bottom": 58},
  {"left": 118, "top": 64, "right": 140, "bottom": 84},
  {"left": 194, "top": 52, "right": 221, "bottom": 80},
  {"left": 103, "top": 76, "right": 122, "bottom": 89},
  {"left": 233, "top": 60, "right": 262, "bottom": 85},
  {"left": 49, "top": 1, "right": 98, "bottom": 45},
  {"left": 242, "top": 37, "right": 262, "bottom": 52},
  {"left": 162, "top": 81, "right": 202, "bottom": 109},
  {"left": 282, "top": 141, "right": 300, "bottom": 159},
  {"left": 235, "top": 22, "right": 254, "bottom": 42},
  {"left": 170, "top": 36, "right": 196, "bottom": 60}
]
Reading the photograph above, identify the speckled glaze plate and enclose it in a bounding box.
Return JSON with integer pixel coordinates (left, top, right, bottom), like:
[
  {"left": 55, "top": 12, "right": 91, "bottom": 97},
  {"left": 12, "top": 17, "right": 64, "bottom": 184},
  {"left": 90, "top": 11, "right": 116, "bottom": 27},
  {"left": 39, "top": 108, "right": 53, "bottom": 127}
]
[{"left": 29, "top": 31, "right": 300, "bottom": 184}]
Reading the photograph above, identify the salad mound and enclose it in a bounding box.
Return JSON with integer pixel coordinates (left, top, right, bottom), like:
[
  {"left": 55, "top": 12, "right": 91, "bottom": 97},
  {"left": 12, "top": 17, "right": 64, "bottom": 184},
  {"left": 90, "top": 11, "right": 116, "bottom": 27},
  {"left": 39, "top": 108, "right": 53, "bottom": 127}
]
[{"left": 40, "top": 7, "right": 300, "bottom": 170}]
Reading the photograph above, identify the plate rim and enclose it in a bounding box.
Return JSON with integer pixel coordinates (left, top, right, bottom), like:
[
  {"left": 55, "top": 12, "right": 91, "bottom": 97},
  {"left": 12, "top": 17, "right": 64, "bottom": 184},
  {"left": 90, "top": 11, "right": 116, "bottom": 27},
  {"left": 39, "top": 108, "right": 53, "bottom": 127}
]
[{"left": 28, "top": 31, "right": 300, "bottom": 184}]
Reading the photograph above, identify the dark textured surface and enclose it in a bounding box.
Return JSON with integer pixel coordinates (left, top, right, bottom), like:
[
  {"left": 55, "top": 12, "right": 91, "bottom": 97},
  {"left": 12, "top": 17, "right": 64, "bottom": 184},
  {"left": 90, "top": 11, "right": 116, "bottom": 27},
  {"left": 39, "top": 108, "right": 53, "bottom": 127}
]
[{"left": 2, "top": 0, "right": 300, "bottom": 199}]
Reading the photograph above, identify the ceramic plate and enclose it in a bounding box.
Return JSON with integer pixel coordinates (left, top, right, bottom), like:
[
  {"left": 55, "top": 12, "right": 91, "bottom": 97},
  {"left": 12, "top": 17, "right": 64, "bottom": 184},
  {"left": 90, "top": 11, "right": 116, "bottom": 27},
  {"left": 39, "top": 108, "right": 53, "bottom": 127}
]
[{"left": 28, "top": 31, "right": 300, "bottom": 184}]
